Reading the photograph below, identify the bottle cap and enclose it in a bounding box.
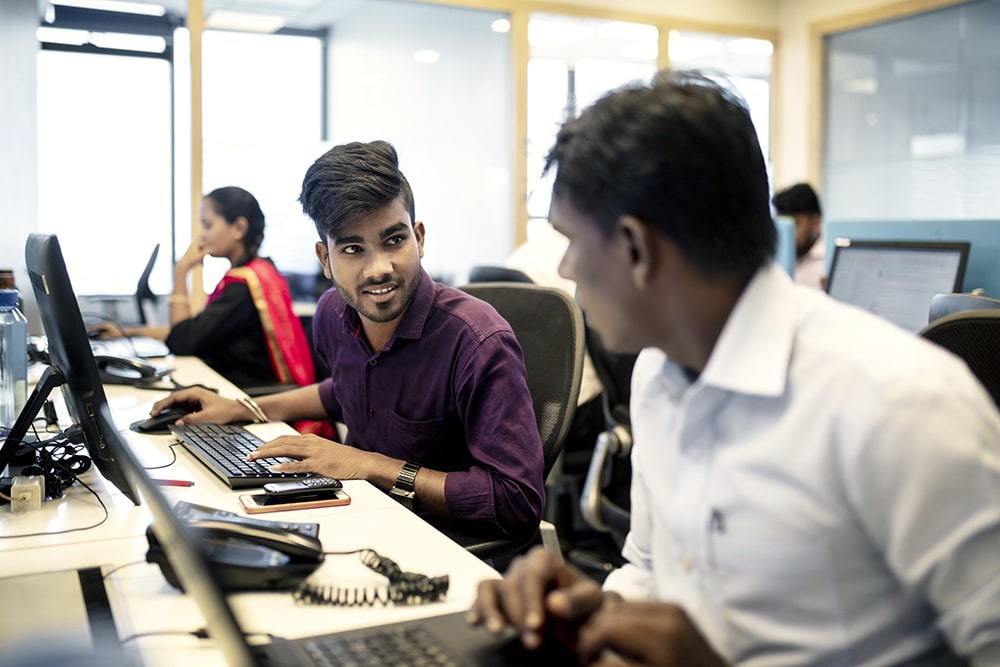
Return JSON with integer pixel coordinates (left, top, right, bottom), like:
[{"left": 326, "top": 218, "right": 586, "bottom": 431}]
[{"left": 0, "top": 288, "right": 18, "bottom": 308}]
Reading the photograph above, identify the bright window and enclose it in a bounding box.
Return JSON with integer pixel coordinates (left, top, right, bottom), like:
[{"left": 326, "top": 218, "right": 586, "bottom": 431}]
[{"left": 36, "top": 49, "right": 174, "bottom": 297}]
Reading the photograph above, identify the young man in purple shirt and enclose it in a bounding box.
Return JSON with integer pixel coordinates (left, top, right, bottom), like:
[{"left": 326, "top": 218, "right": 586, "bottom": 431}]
[{"left": 152, "top": 141, "right": 545, "bottom": 541}]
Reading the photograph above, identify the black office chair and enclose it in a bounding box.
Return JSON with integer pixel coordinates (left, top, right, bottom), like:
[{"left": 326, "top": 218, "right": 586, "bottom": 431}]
[
  {"left": 568, "top": 328, "right": 636, "bottom": 575},
  {"left": 928, "top": 292, "right": 1000, "bottom": 325},
  {"left": 441, "top": 282, "right": 585, "bottom": 566},
  {"left": 918, "top": 309, "right": 1000, "bottom": 409},
  {"left": 466, "top": 266, "right": 534, "bottom": 284}
]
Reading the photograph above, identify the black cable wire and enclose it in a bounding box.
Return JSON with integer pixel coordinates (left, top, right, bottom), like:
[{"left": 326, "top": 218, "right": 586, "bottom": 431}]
[
  {"left": 295, "top": 548, "right": 449, "bottom": 607},
  {"left": 0, "top": 469, "right": 109, "bottom": 539},
  {"left": 101, "top": 559, "right": 149, "bottom": 581},
  {"left": 139, "top": 441, "right": 181, "bottom": 470}
]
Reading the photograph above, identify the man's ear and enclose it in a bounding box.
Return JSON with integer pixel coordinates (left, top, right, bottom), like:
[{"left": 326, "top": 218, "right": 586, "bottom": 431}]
[
  {"left": 315, "top": 241, "right": 332, "bottom": 279},
  {"left": 413, "top": 221, "right": 426, "bottom": 259},
  {"left": 618, "top": 215, "right": 656, "bottom": 289}
]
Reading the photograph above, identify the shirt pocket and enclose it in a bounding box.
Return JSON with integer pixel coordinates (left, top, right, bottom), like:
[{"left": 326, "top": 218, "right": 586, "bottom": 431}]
[
  {"left": 709, "top": 532, "right": 846, "bottom": 659},
  {"left": 385, "top": 410, "right": 448, "bottom": 461}
]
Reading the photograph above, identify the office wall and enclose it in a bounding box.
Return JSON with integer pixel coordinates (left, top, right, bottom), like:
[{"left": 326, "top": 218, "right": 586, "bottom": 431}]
[
  {"left": 327, "top": 1, "right": 514, "bottom": 282},
  {"left": 0, "top": 0, "right": 40, "bottom": 333},
  {"left": 772, "top": 0, "right": 955, "bottom": 186}
]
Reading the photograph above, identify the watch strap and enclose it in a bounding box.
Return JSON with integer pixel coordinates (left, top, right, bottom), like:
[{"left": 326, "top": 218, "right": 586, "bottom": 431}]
[{"left": 389, "top": 461, "right": 421, "bottom": 509}]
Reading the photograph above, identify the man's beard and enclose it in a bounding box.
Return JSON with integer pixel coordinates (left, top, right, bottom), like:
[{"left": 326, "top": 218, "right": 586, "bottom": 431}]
[
  {"left": 335, "top": 273, "right": 420, "bottom": 324},
  {"left": 797, "top": 231, "right": 819, "bottom": 259}
]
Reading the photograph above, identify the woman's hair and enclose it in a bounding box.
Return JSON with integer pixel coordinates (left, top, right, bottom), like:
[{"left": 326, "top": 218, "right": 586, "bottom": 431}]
[{"left": 204, "top": 186, "right": 266, "bottom": 264}]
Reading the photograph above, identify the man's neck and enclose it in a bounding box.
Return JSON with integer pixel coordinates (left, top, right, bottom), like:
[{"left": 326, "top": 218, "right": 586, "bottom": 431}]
[
  {"left": 361, "top": 318, "right": 402, "bottom": 353},
  {"left": 657, "top": 273, "right": 750, "bottom": 375}
]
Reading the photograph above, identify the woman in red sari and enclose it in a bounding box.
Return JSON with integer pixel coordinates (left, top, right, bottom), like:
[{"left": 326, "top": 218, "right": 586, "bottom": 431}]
[{"left": 110, "top": 186, "right": 316, "bottom": 391}]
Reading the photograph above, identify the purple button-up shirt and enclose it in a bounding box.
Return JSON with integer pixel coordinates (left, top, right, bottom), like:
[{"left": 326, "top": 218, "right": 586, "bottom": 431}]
[{"left": 313, "top": 269, "right": 544, "bottom": 537}]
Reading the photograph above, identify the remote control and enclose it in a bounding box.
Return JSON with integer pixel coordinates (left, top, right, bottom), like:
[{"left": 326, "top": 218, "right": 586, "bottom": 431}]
[{"left": 263, "top": 477, "right": 343, "bottom": 498}]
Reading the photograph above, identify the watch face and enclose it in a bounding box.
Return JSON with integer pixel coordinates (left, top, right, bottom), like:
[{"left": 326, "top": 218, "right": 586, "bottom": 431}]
[{"left": 389, "top": 486, "right": 415, "bottom": 510}]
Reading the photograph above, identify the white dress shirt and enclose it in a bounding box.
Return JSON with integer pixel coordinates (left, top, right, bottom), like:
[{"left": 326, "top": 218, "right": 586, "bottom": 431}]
[{"left": 604, "top": 263, "right": 1000, "bottom": 665}]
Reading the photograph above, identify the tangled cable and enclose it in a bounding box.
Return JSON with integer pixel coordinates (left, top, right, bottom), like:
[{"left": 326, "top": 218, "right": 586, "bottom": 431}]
[{"left": 18, "top": 426, "right": 92, "bottom": 498}]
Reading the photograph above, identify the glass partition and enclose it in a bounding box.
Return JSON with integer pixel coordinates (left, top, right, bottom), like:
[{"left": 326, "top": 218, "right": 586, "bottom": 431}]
[
  {"left": 824, "top": 0, "right": 1000, "bottom": 221},
  {"left": 526, "top": 13, "right": 658, "bottom": 226}
]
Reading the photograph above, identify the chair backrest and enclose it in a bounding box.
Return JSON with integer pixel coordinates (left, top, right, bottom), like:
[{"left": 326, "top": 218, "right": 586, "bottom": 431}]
[
  {"left": 918, "top": 309, "right": 1000, "bottom": 409},
  {"left": 578, "top": 326, "right": 636, "bottom": 546},
  {"left": 459, "top": 282, "right": 585, "bottom": 477},
  {"left": 929, "top": 291, "right": 1000, "bottom": 325},
  {"left": 466, "top": 266, "right": 534, "bottom": 285}
]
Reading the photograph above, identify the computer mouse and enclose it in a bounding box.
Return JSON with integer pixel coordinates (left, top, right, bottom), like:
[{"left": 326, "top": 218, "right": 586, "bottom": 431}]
[{"left": 129, "top": 406, "right": 195, "bottom": 435}]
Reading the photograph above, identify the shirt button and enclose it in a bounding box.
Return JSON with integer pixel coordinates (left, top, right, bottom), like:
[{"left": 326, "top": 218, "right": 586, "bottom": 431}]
[
  {"left": 368, "top": 408, "right": 375, "bottom": 417},
  {"left": 679, "top": 557, "right": 693, "bottom": 573},
  {"left": 369, "top": 358, "right": 377, "bottom": 366}
]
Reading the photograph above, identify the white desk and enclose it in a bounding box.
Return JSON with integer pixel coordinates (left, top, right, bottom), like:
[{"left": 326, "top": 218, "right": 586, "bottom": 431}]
[{"left": 0, "top": 357, "right": 499, "bottom": 666}]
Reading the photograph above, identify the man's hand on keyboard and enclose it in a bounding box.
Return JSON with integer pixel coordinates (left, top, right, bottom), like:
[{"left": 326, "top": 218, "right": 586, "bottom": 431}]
[
  {"left": 150, "top": 387, "right": 251, "bottom": 425},
  {"left": 247, "top": 434, "right": 369, "bottom": 480}
]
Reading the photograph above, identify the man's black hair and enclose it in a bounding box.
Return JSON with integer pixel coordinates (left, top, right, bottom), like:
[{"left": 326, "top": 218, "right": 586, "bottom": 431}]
[
  {"left": 299, "top": 140, "right": 416, "bottom": 241},
  {"left": 772, "top": 182, "right": 822, "bottom": 217},
  {"left": 544, "top": 69, "right": 775, "bottom": 279}
]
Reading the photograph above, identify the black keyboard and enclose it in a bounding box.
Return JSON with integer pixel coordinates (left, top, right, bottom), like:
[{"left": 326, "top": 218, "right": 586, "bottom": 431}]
[
  {"left": 303, "top": 626, "right": 461, "bottom": 667},
  {"left": 168, "top": 423, "right": 309, "bottom": 489}
]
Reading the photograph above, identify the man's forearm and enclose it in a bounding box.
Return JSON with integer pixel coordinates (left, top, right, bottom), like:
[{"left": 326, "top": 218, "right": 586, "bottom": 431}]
[{"left": 255, "top": 384, "right": 327, "bottom": 422}]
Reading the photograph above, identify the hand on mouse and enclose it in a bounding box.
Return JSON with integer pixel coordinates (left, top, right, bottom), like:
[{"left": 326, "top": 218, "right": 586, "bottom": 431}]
[{"left": 150, "top": 387, "right": 254, "bottom": 425}]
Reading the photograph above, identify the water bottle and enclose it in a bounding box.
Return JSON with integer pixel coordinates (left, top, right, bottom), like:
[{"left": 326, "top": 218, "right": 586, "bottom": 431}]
[{"left": 0, "top": 288, "right": 28, "bottom": 430}]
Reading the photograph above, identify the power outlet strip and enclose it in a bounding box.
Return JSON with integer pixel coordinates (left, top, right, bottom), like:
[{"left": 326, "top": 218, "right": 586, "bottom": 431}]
[{"left": 10, "top": 475, "right": 44, "bottom": 513}]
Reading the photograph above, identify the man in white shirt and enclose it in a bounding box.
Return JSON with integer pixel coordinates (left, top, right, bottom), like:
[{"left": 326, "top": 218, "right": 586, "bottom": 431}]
[
  {"left": 469, "top": 70, "right": 1000, "bottom": 666},
  {"left": 772, "top": 182, "right": 825, "bottom": 290}
]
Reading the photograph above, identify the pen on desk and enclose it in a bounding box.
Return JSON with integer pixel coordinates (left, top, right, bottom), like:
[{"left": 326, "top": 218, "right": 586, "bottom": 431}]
[{"left": 153, "top": 479, "right": 195, "bottom": 487}]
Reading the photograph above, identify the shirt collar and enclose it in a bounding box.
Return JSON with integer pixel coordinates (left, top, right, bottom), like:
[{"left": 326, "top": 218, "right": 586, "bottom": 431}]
[{"left": 697, "top": 262, "right": 798, "bottom": 397}]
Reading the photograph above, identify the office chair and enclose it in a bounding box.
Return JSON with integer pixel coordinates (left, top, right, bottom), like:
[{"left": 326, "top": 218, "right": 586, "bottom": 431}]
[
  {"left": 466, "top": 265, "right": 534, "bottom": 284},
  {"left": 928, "top": 291, "right": 1000, "bottom": 325},
  {"left": 567, "top": 327, "right": 636, "bottom": 574},
  {"left": 442, "top": 282, "right": 585, "bottom": 566},
  {"left": 918, "top": 309, "right": 1000, "bottom": 409}
]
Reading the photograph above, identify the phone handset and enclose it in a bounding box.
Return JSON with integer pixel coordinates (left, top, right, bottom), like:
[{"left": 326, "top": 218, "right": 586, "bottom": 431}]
[
  {"left": 94, "top": 354, "right": 171, "bottom": 384},
  {"left": 188, "top": 518, "right": 325, "bottom": 562}
]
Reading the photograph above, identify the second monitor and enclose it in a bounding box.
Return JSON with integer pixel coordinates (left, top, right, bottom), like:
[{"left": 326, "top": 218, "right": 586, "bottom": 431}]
[{"left": 825, "top": 239, "right": 970, "bottom": 334}]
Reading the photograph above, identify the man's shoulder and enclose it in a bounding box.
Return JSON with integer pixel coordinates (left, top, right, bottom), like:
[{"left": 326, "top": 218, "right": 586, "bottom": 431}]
[
  {"left": 796, "top": 293, "right": 983, "bottom": 401},
  {"left": 312, "top": 286, "right": 348, "bottom": 328},
  {"left": 429, "top": 282, "right": 514, "bottom": 342}
]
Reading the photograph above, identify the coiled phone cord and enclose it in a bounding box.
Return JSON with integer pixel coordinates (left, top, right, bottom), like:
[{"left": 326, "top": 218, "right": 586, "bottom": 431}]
[{"left": 293, "top": 548, "right": 449, "bottom": 607}]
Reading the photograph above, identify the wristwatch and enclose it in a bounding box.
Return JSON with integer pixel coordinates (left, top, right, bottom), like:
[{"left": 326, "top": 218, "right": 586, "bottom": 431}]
[{"left": 389, "top": 461, "right": 421, "bottom": 510}]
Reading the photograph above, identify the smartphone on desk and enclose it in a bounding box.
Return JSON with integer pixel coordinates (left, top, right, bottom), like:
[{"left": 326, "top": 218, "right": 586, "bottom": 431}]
[{"left": 240, "top": 486, "right": 351, "bottom": 514}]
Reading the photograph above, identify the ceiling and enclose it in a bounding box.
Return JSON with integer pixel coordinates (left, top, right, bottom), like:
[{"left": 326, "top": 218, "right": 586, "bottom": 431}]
[
  {"left": 50, "top": 0, "right": 366, "bottom": 31},
  {"left": 43, "top": 0, "right": 771, "bottom": 75}
]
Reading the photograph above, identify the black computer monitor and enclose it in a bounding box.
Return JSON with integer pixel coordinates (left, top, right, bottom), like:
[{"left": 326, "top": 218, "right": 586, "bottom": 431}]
[
  {"left": 135, "top": 242, "right": 159, "bottom": 325},
  {"left": 0, "top": 234, "right": 140, "bottom": 505},
  {"left": 825, "top": 239, "right": 970, "bottom": 334}
]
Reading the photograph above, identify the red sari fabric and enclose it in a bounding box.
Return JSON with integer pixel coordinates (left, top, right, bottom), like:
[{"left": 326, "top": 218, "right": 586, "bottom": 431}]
[
  {"left": 207, "top": 258, "right": 315, "bottom": 387},
  {"left": 207, "top": 259, "right": 335, "bottom": 438}
]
